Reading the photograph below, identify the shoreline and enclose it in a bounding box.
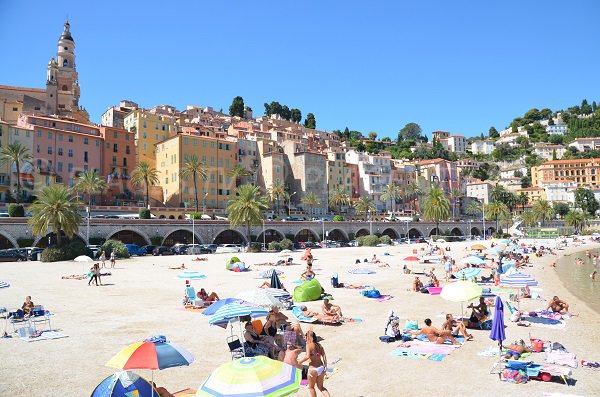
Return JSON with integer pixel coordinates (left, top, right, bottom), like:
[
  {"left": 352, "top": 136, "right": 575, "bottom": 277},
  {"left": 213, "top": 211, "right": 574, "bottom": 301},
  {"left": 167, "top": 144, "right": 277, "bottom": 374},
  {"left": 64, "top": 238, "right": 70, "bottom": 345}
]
[{"left": 554, "top": 245, "right": 600, "bottom": 315}]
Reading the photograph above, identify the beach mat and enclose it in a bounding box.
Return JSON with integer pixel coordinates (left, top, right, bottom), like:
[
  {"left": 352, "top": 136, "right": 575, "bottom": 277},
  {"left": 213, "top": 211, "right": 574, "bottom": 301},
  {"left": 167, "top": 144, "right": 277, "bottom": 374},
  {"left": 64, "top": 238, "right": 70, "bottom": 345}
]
[
  {"left": 522, "top": 316, "right": 566, "bottom": 329},
  {"left": 376, "top": 295, "right": 393, "bottom": 302},
  {"left": 177, "top": 306, "right": 206, "bottom": 313},
  {"left": 20, "top": 330, "right": 68, "bottom": 342},
  {"left": 391, "top": 349, "right": 447, "bottom": 361},
  {"left": 397, "top": 343, "right": 457, "bottom": 355}
]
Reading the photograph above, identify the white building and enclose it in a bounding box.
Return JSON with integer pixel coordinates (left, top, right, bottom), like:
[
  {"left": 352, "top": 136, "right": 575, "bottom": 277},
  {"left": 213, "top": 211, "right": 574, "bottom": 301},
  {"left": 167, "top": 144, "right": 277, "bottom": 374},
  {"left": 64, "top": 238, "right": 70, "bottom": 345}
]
[
  {"left": 447, "top": 135, "right": 466, "bottom": 154},
  {"left": 345, "top": 150, "right": 391, "bottom": 211},
  {"left": 541, "top": 180, "right": 576, "bottom": 203},
  {"left": 470, "top": 140, "right": 495, "bottom": 155},
  {"left": 568, "top": 138, "right": 600, "bottom": 152},
  {"left": 497, "top": 177, "right": 522, "bottom": 193},
  {"left": 546, "top": 124, "right": 567, "bottom": 135},
  {"left": 496, "top": 132, "right": 528, "bottom": 146},
  {"left": 533, "top": 143, "right": 566, "bottom": 161},
  {"left": 499, "top": 166, "right": 528, "bottom": 179},
  {"left": 466, "top": 182, "right": 492, "bottom": 204}
]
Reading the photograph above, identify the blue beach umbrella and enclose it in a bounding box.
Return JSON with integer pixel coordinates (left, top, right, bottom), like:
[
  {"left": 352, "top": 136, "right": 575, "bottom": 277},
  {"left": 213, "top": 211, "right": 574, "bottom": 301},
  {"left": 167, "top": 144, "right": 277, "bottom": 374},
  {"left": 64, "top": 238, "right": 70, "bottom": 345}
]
[
  {"left": 490, "top": 297, "right": 506, "bottom": 360},
  {"left": 176, "top": 271, "right": 206, "bottom": 280},
  {"left": 92, "top": 371, "right": 158, "bottom": 397},
  {"left": 202, "top": 298, "right": 243, "bottom": 316},
  {"left": 454, "top": 267, "right": 481, "bottom": 280},
  {"left": 460, "top": 256, "right": 485, "bottom": 266},
  {"left": 499, "top": 272, "right": 538, "bottom": 288},
  {"left": 208, "top": 303, "right": 268, "bottom": 327}
]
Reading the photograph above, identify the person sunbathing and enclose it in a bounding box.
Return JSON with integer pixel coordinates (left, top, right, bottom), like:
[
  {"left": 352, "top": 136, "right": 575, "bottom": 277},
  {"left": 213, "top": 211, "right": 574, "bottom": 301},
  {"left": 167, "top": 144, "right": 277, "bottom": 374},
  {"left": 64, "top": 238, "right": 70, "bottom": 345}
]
[
  {"left": 197, "top": 288, "right": 219, "bottom": 302},
  {"left": 322, "top": 297, "right": 343, "bottom": 318},
  {"left": 301, "top": 264, "right": 316, "bottom": 280},
  {"left": 442, "top": 314, "right": 473, "bottom": 341},
  {"left": 168, "top": 263, "right": 186, "bottom": 270},
  {"left": 467, "top": 297, "right": 489, "bottom": 321},
  {"left": 480, "top": 273, "right": 494, "bottom": 282},
  {"left": 371, "top": 254, "right": 380, "bottom": 263},
  {"left": 410, "top": 318, "right": 461, "bottom": 345},
  {"left": 302, "top": 305, "right": 339, "bottom": 322},
  {"left": 503, "top": 341, "right": 532, "bottom": 359},
  {"left": 412, "top": 277, "right": 423, "bottom": 292},
  {"left": 152, "top": 382, "right": 174, "bottom": 397},
  {"left": 191, "top": 257, "right": 207, "bottom": 261},
  {"left": 547, "top": 296, "right": 570, "bottom": 314}
]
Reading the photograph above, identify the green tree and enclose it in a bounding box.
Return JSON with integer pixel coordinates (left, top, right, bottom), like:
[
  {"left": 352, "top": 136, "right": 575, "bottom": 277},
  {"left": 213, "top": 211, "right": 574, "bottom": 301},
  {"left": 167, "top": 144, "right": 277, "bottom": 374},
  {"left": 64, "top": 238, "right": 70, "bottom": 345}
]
[
  {"left": 491, "top": 184, "right": 506, "bottom": 202},
  {"left": 304, "top": 113, "right": 316, "bottom": 129},
  {"left": 290, "top": 108, "right": 302, "bottom": 123},
  {"left": 520, "top": 176, "right": 532, "bottom": 188},
  {"left": 227, "top": 164, "right": 251, "bottom": 188},
  {"left": 368, "top": 131, "right": 378, "bottom": 140},
  {"left": 553, "top": 202, "right": 570, "bottom": 218},
  {"left": 229, "top": 96, "right": 245, "bottom": 117},
  {"left": 29, "top": 184, "right": 81, "bottom": 246},
  {"left": 354, "top": 195, "right": 375, "bottom": 217},
  {"left": 517, "top": 192, "right": 529, "bottom": 212},
  {"left": 0, "top": 142, "right": 32, "bottom": 204},
  {"left": 488, "top": 126, "right": 499, "bottom": 138},
  {"left": 131, "top": 161, "right": 160, "bottom": 208},
  {"left": 565, "top": 210, "right": 588, "bottom": 234},
  {"left": 466, "top": 199, "right": 483, "bottom": 217},
  {"left": 268, "top": 180, "right": 286, "bottom": 215},
  {"left": 520, "top": 210, "right": 538, "bottom": 228},
  {"left": 405, "top": 182, "right": 421, "bottom": 215},
  {"left": 301, "top": 192, "right": 320, "bottom": 216},
  {"left": 422, "top": 186, "right": 450, "bottom": 235},
  {"left": 380, "top": 183, "right": 402, "bottom": 214},
  {"left": 180, "top": 156, "right": 207, "bottom": 212},
  {"left": 574, "top": 188, "right": 599, "bottom": 216},
  {"left": 226, "top": 185, "right": 268, "bottom": 244},
  {"left": 485, "top": 202, "right": 509, "bottom": 232},
  {"left": 74, "top": 170, "right": 107, "bottom": 211},
  {"left": 532, "top": 199, "right": 554, "bottom": 226},
  {"left": 329, "top": 185, "right": 350, "bottom": 213},
  {"left": 398, "top": 123, "right": 422, "bottom": 141}
]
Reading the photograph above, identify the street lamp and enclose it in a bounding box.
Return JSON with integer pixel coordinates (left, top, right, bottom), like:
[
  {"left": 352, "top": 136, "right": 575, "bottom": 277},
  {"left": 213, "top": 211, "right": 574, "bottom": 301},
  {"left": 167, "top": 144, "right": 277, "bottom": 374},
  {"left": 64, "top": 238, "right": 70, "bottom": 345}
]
[
  {"left": 86, "top": 206, "right": 90, "bottom": 245},
  {"left": 482, "top": 200, "right": 486, "bottom": 240},
  {"left": 321, "top": 219, "right": 326, "bottom": 247},
  {"left": 287, "top": 191, "right": 297, "bottom": 216},
  {"left": 192, "top": 216, "right": 195, "bottom": 245}
]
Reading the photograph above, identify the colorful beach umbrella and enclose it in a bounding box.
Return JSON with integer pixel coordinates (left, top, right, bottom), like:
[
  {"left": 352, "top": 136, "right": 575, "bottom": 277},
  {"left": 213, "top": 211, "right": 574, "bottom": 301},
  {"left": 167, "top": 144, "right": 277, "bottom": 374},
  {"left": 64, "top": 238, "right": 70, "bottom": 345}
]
[
  {"left": 460, "top": 256, "right": 485, "bottom": 266},
  {"left": 262, "top": 288, "right": 290, "bottom": 299},
  {"left": 91, "top": 371, "right": 158, "bottom": 397},
  {"left": 197, "top": 356, "right": 300, "bottom": 397},
  {"left": 176, "top": 271, "right": 206, "bottom": 280},
  {"left": 440, "top": 281, "right": 483, "bottom": 303},
  {"left": 454, "top": 267, "right": 481, "bottom": 280},
  {"left": 208, "top": 303, "right": 269, "bottom": 327},
  {"left": 499, "top": 272, "right": 538, "bottom": 288},
  {"left": 471, "top": 244, "right": 487, "bottom": 251},
  {"left": 106, "top": 335, "right": 195, "bottom": 371}
]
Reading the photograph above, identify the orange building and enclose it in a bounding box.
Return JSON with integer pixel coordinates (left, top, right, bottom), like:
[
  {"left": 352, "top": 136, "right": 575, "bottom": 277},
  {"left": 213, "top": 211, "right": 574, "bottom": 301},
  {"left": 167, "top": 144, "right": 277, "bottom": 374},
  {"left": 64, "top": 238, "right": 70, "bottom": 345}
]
[
  {"left": 532, "top": 158, "right": 600, "bottom": 187},
  {"left": 99, "top": 126, "right": 136, "bottom": 205}
]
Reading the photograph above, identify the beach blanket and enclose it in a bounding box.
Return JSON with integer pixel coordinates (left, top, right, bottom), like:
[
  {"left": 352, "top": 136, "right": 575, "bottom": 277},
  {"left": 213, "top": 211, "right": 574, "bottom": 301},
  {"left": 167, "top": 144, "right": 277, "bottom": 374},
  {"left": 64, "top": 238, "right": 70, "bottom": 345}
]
[
  {"left": 177, "top": 306, "right": 206, "bottom": 313},
  {"left": 20, "top": 330, "right": 68, "bottom": 342},
  {"left": 396, "top": 342, "right": 457, "bottom": 355},
  {"left": 291, "top": 306, "right": 318, "bottom": 323},
  {"left": 521, "top": 316, "right": 566, "bottom": 329},
  {"left": 376, "top": 295, "right": 393, "bottom": 302},
  {"left": 391, "top": 349, "right": 447, "bottom": 361}
]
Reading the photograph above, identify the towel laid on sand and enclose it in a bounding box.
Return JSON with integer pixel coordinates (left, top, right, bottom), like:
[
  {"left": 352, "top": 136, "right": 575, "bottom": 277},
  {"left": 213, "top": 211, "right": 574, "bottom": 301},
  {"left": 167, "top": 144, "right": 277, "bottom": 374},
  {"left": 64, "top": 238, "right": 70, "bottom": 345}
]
[
  {"left": 521, "top": 316, "right": 566, "bottom": 329},
  {"left": 20, "top": 330, "right": 68, "bottom": 342},
  {"left": 391, "top": 349, "right": 447, "bottom": 361}
]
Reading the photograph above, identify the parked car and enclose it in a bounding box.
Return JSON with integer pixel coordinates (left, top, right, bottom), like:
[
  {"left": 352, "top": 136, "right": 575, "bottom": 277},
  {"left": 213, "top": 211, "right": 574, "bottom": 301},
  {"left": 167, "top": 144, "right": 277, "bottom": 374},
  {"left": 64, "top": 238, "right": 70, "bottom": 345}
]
[
  {"left": 415, "top": 237, "right": 426, "bottom": 243},
  {"left": 201, "top": 244, "right": 218, "bottom": 253},
  {"left": 28, "top": 247, "right": 44, "bottom": 261},
  {"left": 215, "top": 244, "right": 242, "bottom": 254},
  {"left": 300, "top": 241, "right": 321, "bottom": 249},
  {"left": 125, "top": 244, "right": 146, "bottom": 256},
  {"left": 140, "top": 245, "right": 157, "bottom": 255},
  {"left": 171, "top": 244, "right": 189, "bottom": 255},
  {"left": 153, "top": 246, "right": 174, "bottom": 256},
  {"left": 0, "top": 250, "right": 27, "bottom": 261}
]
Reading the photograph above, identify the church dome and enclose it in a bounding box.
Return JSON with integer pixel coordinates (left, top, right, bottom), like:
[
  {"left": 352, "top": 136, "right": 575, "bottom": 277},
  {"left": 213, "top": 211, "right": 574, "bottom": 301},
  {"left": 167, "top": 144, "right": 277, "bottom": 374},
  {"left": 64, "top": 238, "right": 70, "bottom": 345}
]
[
  {"left": 48, "top": 58, "right": 57, "bottom": 66},
  {"left": 59, "top": 21, "right": 74, "bottom": 43}
]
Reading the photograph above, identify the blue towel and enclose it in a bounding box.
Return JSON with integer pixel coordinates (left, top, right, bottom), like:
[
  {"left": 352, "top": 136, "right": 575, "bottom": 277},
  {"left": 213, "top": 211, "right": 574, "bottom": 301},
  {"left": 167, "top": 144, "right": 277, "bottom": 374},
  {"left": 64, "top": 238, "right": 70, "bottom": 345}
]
[
  {"left": 522, "top": 316, "right": 562, "bottom": 325},
  {"left": 291, "top": 306, "right": 317, "bottom": 323}
]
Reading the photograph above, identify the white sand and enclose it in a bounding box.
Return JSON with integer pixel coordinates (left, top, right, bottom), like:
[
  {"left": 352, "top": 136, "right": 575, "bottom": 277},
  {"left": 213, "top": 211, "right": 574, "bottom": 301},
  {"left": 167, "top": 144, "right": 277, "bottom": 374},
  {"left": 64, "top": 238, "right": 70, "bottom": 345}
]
[{"left": 1, "top": 240, "right": 599, "bottom": 397}]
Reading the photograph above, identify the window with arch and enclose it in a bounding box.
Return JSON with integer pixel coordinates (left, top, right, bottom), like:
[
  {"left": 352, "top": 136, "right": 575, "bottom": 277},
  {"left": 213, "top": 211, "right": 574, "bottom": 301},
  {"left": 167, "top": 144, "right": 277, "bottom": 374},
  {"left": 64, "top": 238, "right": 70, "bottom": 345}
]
[
  {"left": 62, "top": 85, "right": 68, "bottom": 91},
  {"left": 63, "top": 60, "right": 68, "bottom": 67}
]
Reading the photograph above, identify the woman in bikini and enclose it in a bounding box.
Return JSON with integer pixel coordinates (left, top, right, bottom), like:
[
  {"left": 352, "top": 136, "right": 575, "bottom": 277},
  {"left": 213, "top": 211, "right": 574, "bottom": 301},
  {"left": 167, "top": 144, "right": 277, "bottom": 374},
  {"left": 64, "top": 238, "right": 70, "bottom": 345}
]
[
  {"left": 197, "top": 288, "right": 219, "bottom": 302},
  {"left": 301, "top": 330, "right": 331, "bottom": 397}
]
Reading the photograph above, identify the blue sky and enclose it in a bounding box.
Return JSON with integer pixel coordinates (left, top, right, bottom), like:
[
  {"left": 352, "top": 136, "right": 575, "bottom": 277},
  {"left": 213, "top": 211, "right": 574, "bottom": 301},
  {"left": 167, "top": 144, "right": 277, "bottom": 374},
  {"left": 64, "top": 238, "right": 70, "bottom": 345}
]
[{"left": 1, "top": 1, "right": 599, "bottom": 138}]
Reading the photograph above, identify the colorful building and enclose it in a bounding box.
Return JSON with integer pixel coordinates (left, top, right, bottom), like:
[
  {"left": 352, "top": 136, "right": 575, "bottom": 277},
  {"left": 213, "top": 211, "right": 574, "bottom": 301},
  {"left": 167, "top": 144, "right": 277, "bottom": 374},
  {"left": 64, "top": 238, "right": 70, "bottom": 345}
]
[
  {"left": 532, "top": 158, "right": 600, "bottom": 188},
  {"left": 124, "top": 109, "right": 177, "bottom": 167},
  {"left": 99, "top": 126, "right": 136, "bottom": 205}
]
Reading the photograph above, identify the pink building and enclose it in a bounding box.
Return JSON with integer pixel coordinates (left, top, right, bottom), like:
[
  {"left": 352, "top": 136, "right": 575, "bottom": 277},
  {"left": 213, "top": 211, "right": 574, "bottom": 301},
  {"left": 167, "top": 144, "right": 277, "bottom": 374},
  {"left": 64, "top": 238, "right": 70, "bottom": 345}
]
[{"left": 414, "top": 158, "right": 460, "bottom": 194}]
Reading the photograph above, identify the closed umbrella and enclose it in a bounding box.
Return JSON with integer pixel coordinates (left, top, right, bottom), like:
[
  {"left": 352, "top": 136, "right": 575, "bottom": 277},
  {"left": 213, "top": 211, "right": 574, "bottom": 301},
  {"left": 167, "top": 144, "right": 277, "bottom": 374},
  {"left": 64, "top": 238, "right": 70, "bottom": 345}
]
[
  {"left": 176, "top": 271, "right": 206, "bottom": 280},
  {"left": 91, "top": 371, "right": 158, "bottom": 397},
  {"left": 454, "top": 267, "right": 481, "bottom": 280},
  {"left": 489, "top": 297, "right": 506, "bottom": 371},
  {"left": 270, "top": 271, "right": 284, "bottom": 290},
  {"left": 197, "top": 356, "right": 300, "bottom": 397},
  {"left": 460, "top": 256, "right": 485, "bottom": 266}
]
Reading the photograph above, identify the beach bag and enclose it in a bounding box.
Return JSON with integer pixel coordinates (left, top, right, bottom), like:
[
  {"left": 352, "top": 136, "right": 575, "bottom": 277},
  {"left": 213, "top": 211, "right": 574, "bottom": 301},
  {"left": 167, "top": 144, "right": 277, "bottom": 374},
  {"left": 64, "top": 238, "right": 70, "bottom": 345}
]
[
  {"left": 331, "top": 273, "right": 339, "bottom": 288},
  {"left": 366, "top": 288, "right": 381, "bottom": 298},
  {"left": 502, "top": 369, "right": 528, "bottom": 384},
  {"left": 404, "top": 320, "right": 418, "bottom": 331},
  {"left": 379, "top": 335, "right": 395, "bottom": 343}
]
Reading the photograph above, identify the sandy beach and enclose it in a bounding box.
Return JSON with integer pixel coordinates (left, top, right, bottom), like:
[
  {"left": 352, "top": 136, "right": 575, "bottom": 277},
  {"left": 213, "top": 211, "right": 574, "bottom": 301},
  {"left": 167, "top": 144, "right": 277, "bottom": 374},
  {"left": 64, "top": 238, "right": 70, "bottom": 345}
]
[{"left": 1, "top": 240, "right": 600, "bottom": 397}]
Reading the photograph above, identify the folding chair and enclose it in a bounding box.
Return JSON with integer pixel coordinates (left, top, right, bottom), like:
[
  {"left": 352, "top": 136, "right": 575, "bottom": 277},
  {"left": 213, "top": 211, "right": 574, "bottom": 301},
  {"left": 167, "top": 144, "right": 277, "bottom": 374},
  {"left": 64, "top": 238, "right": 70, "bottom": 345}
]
[
  {"left": 29, "top": 306, "right": 52, "bottom": 332},
  {"left": 8, "top": 309, "right": 30, "bottom": 332},
  {"left": 227, "top": 335, "right": 245, "bottom": 360}
]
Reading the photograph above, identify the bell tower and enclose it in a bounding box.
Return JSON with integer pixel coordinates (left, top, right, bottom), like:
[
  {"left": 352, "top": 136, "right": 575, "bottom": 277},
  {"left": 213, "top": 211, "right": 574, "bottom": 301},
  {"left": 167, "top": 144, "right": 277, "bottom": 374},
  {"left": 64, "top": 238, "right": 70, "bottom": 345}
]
[{"left": 53, "top": 21, "right": 81, "bottom": 115}]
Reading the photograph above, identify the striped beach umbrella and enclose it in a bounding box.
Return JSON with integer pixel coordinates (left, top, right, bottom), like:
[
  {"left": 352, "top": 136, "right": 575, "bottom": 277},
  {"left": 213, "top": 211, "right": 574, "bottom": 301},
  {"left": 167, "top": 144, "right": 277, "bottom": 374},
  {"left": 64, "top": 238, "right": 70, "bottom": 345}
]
[
  {"left": 106, "top": 336, "right": 195, "bottom": 371},
  {"left": 0, "top": 281, "right": 10, "bottom": 289},
  {"left": 259, "top": 269, "right": 284, "bottom": 279},
  {"left": 348, "top": 268, "right": 376, "bottom": 274},
  {"left": 235, "top": 290, "right": 283, "bottom": 308},
  {"left": 262, "top": 288, "right": 291, "bottom": 299},
  {"left": 499, "top": 272, "right": 538, "bottom": 288},
  {"left": 197, "top": 356, "right": 300, "bottom": 397},
  {"left": 454, "top": 267, "right": 481, "bottom": 280},
  {"left": 176, "top": 271, "right": 206, "bottom": 280},
  {"left": 208, "top": 303, "right": 268, "bottom": 327}
]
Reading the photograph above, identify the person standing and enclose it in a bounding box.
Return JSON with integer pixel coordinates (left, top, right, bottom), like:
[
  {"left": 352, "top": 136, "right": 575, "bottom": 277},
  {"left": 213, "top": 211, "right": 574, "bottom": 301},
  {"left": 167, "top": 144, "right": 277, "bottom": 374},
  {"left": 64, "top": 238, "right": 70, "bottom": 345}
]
[
  {"left": 88, "top": 263, "right": 101, "bottom": 286},
  {"left": 300, "top": 330, "right": 331, "bottom": 397},
  {"left": 99, "top": 251, "right": 106, "bottom": 268},
  {"left": 110, "top": 251, "right": 116, "bottom": 268}
]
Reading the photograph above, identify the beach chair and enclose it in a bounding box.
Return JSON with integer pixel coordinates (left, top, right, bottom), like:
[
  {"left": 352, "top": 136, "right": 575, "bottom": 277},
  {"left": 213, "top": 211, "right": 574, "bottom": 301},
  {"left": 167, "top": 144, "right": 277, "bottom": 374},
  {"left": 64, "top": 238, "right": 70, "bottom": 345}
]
[
  {"left": 8, "top": 309, "right": 30, "bottom": 332},
  {"left": 227, "top": 335, "right": 245, "bottom": 360},
  {"left": 184, "top": 286, "right": 210, "bottom": 308},
  {"left": 29, "top": 306, "right": 52, "bottom": 332}
]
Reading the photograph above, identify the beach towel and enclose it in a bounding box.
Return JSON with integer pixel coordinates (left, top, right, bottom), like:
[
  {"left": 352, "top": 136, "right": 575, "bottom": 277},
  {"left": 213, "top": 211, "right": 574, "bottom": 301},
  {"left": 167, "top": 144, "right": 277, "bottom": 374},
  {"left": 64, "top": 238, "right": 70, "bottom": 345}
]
[
  {"left": 396, "top": 343, "right": 457, "bottom": 355},
  {"left": 391, "top": 349, "right": 447, "bottom": 361},
  {"left": 521, "top": 316, "right": 566, "bottom": 329},
  {"left": 291, "top": 306, "right": 318, "bottom": 323},
  {"left": 20, "top": 330, "right": 68, "bottom": 342},
  {"left": 376, "top": 295, "right": 393, "bottom": 302},
  {"left": 415, "top": 334, "right": 464, "bottom": 344}
]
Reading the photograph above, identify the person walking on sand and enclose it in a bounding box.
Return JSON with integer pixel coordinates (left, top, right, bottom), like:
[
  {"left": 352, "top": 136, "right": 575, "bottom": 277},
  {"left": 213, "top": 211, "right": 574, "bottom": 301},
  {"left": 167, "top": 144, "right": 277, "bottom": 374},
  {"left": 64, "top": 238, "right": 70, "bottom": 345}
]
[
  {"left": 88, "top": 263, "right": 101, "bottom": 286},
  {"left": 110, "top": 251, "right": 116, "bottom": 268},
  {"left": 300, "top": 330, "right": 332, "bottom": 397},
  {"left": 99, "top": 251, "right": 106, "bottom": 268}
]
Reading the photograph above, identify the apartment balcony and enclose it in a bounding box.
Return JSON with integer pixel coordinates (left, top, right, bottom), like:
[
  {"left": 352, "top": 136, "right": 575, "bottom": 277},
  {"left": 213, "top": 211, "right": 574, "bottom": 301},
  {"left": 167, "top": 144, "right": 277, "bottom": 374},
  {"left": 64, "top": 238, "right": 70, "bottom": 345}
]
[{"left": 0, "top": 180, "right": 10, "bottom": 187}]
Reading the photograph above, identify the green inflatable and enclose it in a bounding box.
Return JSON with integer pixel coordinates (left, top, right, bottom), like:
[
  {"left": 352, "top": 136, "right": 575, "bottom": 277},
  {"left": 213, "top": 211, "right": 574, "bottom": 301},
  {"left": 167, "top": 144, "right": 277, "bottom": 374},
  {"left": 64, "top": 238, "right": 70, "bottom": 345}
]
[{"left": 293, "top": 278, "right": 322, "bottom": 302}]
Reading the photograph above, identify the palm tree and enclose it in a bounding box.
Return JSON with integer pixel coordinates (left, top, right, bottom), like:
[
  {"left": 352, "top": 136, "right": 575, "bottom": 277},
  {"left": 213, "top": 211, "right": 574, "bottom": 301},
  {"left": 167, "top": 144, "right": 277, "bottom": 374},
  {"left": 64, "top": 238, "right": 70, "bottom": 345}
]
[
  {"left": 565, "top": 210, "right": 588, "bottom": 234},
  {"left": 328, "top": 185, "right": 351, "bottom": 214},
  {"left": 0, "top": 142, "right": 32, "bottom": 204},
  {"left": 226, "top": 184, "right": 269, "bottom": 244},
  {"left": 354, "top": 196, "right": 375, "bottom": 217},
  {"left": 227, "top": 164, "right": 252, "bottom": 188},
  {"left": 500, "top": 211, "right": 513, "bottom": 233},
  {"left": 405, "top": 182, "right": 421, "bottom": 215},
  {"left": 520, "top": 210, "right": 538, "bottom": 228},
  {"left": 485, "top": 202, "right": 509, "bottom": 233},
  {"left": 466, "top": 199, "right": 483, "bottom": 217},
  {"left": 301, "top": 192, "right": 320, "bottom": 217},
  {"left": 75, "top": 170, "right": 107, "bottom": 210},
  {"left": 491, "top": 184, "right": 506, "bottom": 203},
  {"left": 450, "top": 188, "right": 463, "bottom": 219},
  {"left": 131, "top": 161, "right": 160, "bottom": 208},
  {"left": 532, "top": 199, "right": 554, "bottom": 226},
  {"left": 422, "top": 186, "right": 450, "bottom": 236},
  {"left": 504, "top": 192, "right": 518, "bottom": 214},
  {"left": 268, "top": 180, "right": 286, "bottom": 215},
  {"left": 517, "top": 193, "right": 529, "bottom": 212},
  {"left": 28, "top": 184, "right": 81, "bottom": 246},
  {"left": 180, "top": 156, "right": 207, "bottom": 212},
  {"left": 381, "top": 183, "right": 402, "bottom": 216}
]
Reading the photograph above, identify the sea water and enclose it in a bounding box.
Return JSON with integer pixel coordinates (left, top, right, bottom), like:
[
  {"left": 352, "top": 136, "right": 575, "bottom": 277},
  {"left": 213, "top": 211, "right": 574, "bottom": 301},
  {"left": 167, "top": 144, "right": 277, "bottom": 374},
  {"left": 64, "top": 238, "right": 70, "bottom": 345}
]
[{"left": 555, "top": 250, "right": 600, "bottom": 314}]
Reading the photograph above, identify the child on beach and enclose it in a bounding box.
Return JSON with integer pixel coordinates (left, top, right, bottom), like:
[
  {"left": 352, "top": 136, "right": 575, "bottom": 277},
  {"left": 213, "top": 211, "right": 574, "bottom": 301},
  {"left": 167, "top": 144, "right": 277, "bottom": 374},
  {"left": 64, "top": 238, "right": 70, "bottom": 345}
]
[{"left": 110, "top": 252, "right": 116, "bottom": 268}]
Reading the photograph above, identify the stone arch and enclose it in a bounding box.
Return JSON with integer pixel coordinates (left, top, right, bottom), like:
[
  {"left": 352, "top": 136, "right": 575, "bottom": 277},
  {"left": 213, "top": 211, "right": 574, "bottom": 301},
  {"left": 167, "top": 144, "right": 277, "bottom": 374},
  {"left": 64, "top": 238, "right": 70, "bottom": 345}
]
[
  {"left": 34, "top": 232, "right": 86, "bottom": 248},
  {"left": 177, "top": 215, "right": 184, "bottom": 220},
  {"left": 213, "top": 229, "right": 246, "bottom": 244},
  {"left": 408, "top": 228, "right": 422, "bottom": 238},
  {"left": 162, "top": 229, "right": 202, "bottom": 246},
  {"left": 107, "top": 229, "right": 150, "bottom": 246},
  {"left": 355, "top": 229, "right": 370, "bottom": 238},
  {"left": 429, "top": 228, "right": 440, "bottom": 237},
  {"left": 327, "top": 229, "right": 348, "bottom": 241},
  {"left": 168, "top": 215, "right": 175, "bottom": 220},
  {"left": 381, "top": 228, "right": 399, "bottom": 239},
  {"left": 159, "top": 215, "right": 166, "bottom": 219},
  {"left": 256, "top": 229, "right": 285, "bottom": 244},
  {"left": 294, "top": 228, "right": 320, "bottom": 242},
  {"left": 450, "top": 227, "right": 463, "bottom": 236},
  {"left": 0, "top": 232, "right": 17, "bottom": 249},
  {"left": 486, "top": 226, "right": 496, "bottom": 236},
  {"left": 471, "top": 227, "right": 481, "bottom": 237}
]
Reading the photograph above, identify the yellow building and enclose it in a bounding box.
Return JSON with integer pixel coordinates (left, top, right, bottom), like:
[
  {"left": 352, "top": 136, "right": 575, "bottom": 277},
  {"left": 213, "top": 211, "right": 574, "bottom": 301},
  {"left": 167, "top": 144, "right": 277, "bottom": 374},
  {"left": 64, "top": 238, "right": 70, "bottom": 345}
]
[
  {"left": 327, "top": 151, "right": 352, "bottom": 196},
  {"left": 124, "top": 110, "right": 177, "bottom": 167},
  {"left": 0, "top": 99, "right": 23, "bottom": 124},
  {"left": 517, "top": 187, "right": 547, "bottom": 202},
  {"left": 255, "top": 138, "right": 286, "bottom": 194},
  {"left": 156, "top": 134, "right": 237, "bottom": 209}
]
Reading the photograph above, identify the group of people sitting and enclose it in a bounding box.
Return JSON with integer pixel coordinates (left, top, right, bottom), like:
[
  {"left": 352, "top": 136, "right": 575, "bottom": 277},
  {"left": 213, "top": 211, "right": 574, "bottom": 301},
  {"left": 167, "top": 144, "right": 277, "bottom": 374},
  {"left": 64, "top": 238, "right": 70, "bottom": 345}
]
[
  {"left": 410, "top": 316, "right": 473, "bottom": 345},
  {"left": 300, "top": 297, "right": 344, "bottom": 322},
  {"left": 411, "top": 269, "right": 440, "bottom": 292}
]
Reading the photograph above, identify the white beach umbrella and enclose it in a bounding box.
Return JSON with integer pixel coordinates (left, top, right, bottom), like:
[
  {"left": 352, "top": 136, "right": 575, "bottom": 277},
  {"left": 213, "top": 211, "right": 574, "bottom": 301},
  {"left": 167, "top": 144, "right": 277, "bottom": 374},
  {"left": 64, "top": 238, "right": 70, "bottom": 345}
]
[{"left": 235, "top": 289, "right": 284, "bottom": 308}]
